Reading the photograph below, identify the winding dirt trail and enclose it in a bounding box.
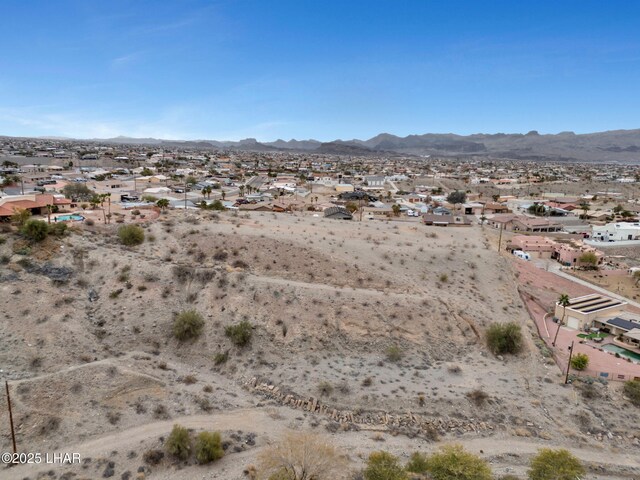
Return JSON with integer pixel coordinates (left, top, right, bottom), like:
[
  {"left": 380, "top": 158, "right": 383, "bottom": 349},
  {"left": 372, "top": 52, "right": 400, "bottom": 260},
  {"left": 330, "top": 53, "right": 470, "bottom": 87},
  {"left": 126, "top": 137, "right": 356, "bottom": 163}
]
[{"left": 4, "top": 407, "right": 639, "bottom": 479}]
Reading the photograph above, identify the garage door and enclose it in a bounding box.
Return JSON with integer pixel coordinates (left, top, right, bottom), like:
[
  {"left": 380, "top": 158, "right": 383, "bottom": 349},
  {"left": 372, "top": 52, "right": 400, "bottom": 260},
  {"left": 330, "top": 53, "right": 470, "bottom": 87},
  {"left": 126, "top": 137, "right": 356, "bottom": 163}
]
[{"left": 567, "top": 316, "right": 580, "bottom": 330}]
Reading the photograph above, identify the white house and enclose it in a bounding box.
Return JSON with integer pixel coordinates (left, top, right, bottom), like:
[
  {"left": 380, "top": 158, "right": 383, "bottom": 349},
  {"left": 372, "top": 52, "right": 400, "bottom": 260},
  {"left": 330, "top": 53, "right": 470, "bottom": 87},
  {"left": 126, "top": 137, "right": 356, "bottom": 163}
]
[
  {"left": 592, "top": 222, "right": 640, "bottom": 242},
  {"left": 363, "top": 176, "right": 385, "bottom": 189}
]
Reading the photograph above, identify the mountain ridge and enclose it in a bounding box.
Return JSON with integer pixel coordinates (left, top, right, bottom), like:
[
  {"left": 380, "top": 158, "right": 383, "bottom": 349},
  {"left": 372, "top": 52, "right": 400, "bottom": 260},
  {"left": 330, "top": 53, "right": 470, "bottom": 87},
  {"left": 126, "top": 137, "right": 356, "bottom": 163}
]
[{"left": 4, "top": 128, "right": 640, "bottom": 162}]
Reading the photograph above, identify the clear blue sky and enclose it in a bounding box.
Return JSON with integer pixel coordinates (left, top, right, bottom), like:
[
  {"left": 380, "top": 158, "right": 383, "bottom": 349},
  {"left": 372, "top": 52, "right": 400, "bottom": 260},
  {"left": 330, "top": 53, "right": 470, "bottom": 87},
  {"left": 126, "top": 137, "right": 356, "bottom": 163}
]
[{"left": 1, "top": 0, "right": 639, "bottom": 141}]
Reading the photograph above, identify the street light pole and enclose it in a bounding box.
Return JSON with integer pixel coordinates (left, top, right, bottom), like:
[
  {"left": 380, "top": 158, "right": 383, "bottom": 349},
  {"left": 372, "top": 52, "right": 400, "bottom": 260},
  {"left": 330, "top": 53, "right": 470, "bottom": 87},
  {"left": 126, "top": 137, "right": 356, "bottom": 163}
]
[
  {"left": 5, "top": 381, "right": 17, "bottom": 453},
  {"left": 565, "top": 341, "right": 575, "bottom": 384}
]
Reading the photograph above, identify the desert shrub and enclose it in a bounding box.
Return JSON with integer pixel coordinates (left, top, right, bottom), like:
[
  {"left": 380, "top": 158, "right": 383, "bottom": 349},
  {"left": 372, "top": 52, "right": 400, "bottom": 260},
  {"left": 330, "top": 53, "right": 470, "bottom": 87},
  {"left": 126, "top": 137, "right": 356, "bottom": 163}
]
[
  {"left": 385, "top": 345, "right": 403, "bottom": 363},
  {"left": 528, "top": 448, "right": 584, "bottom": 480},
  {"left": 213, "top": 250, "right": 229, "bottom": 261},
  {"left": 21, "top": 219, "right": 49, "bottom": 242},
  {"left": 467, "top": 388, "right": 489, "bottom": 406},
  {"left": 173, "top": 309, "right": 205, "bottom": 341},
  {"left": 623, "top": 379, "right": 640, "bottom": 406},
  {"left": 363, "top": 451, "right": 408, "bottom": 480},
  {"left": 405, "top": 452, "right": 429, "bottom": 474},
  {"left": 225, "top": 319, "right": 253, "bottom": 347},
  {"left": 195, "top": 431, "right": 224, "bottom": 464},
  {"left": 570, "top": 353, "right": 589, "bottom": 371},
  {"left": 214, "top": 351, "right": 229, "bottom": 365},
  {"left": 85, "top": 218, "right": 95, "bottom": 226},
  {"left": 48, "top": 222, "right": 67, "bottom": 237},
  {"left": 143, "top": 449, "right": 164, "bottom": 465},
  {"left": 420, "top": 444, "right": 492, "bottom": 480},
  {"left": 486, "top": 322, "right": 523, "bottom": 355},
  {"left": 258, "top": 432, "right": 347, "bottom": 480},
  {"left": 317, "top": 381, "right": 334, "bottom": 397},
  {"left": 165, "top": 424, "right": 192, "bottom": 460},
  {"left": 117, "top": 224, "right": 145, "bottom": 246},
  {"left": 109, "top": 288, "right": 123, "bottom": 298}
]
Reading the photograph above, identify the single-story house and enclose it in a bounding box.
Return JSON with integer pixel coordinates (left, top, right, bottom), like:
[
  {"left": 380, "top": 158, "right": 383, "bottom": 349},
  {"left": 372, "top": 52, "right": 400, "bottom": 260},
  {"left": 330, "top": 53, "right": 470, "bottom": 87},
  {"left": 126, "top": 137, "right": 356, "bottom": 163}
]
[
  {"left": 422, "top": 214, "right": 472, "bottom": 227},
  {"left": 238, "top": 203, "right": 272, "bottom": 212},
  {"left": 555, "top": 294, "right": 627, "bottom": 330},
  {"left": 0, "top": 193, "right": 73, "bottom": 219},
  {"left": 324, "top": 206, "right": 353, "bottom": 220}
]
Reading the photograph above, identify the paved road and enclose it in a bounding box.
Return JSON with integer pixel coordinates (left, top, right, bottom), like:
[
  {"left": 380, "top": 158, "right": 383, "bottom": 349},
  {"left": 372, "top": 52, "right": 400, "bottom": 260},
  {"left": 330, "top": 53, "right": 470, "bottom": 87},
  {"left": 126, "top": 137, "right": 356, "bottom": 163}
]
[{"left": 545, "top": 262, "right": 640, "bottom": 309}]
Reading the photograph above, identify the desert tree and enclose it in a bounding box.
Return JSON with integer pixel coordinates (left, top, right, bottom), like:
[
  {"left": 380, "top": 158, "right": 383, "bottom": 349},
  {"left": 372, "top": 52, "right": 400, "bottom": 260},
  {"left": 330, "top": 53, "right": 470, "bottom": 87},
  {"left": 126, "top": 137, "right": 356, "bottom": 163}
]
[
  {"left": 156, "top": 198, "right": 170, "bottom": 212},
  {"left": 578, "top": 251, "right": 598, "bottom": 269},
  {"left": 579, "top": 201, "right": 590, "bottom": 219},
  {"left": 257, "top": 432, "right": 348, "bottom": 480},
  {"left": 11, "top": 207, "right": 32, "bottom": 227}
]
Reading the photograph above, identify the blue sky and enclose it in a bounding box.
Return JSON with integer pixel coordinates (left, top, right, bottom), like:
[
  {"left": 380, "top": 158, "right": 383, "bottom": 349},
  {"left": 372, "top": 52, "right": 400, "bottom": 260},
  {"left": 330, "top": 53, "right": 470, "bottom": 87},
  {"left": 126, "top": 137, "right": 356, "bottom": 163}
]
[{"left": 1, "top": 0, "right": 639, "bottom": 141}]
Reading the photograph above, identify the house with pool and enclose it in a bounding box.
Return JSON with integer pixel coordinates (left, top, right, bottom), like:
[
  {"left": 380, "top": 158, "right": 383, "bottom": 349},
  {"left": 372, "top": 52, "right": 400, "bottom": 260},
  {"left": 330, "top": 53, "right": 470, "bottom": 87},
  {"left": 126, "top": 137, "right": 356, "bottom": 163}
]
[{"left": 554, "top": 293, "right": 640, "bottom": 364}]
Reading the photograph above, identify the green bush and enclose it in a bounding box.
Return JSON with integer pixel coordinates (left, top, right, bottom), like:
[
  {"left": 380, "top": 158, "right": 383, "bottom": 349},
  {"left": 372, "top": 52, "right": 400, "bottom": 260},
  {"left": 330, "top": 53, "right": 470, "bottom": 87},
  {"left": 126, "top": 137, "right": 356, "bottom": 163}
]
[
  {"left": 385, "top": 345, "right": 403, "bottom": 362},
  {"left": 48, "top": 222, "right": 68, "bottom": 237},
  {"left": 165, "top": 424, "right": 192, "bottom": 460},
  {"left": 214, "top": 351, "right": 229, "bottom": 365},
  {"left": 173, "top": 309, "right": 205, "bottom": 341},
  {"left": 623, "top": 379, "right": 640, "bottom": 406},
  {"left": 570, "top": 353, "right": 589, "bottom": 371},
  {"left": 420, "top": 444, "right": 492, "bottom": 480},
  {"left": 21, "top": 219, "right": 49, "bottom": 242},
  {"left": 117, "top": 224, "right": 145, "bottom": 246},
  {"left": 363, "top": 451, "right": 408, "bottom": 480},
  {"left": 225, "top": 319, "right": 253, "bottom": 347},
  {"left": 195, "top": 431, "right": 224, "bottom": 464},
  {"left": 405, "top": 452, "right": 429, "bottom": 474},
  {"left": 486, "top": 322, "right": 523, "bottom": 355},
  {"left": 528, "top": 448, "right": 584, "bottom": 480}
]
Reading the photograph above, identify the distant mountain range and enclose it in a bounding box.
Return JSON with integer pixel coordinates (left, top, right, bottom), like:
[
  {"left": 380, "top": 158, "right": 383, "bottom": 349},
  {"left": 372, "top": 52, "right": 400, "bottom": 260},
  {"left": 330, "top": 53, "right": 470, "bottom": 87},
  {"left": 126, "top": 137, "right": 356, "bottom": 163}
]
[{"left": 13, "top": 129, "right": 640, "bottom": 163}]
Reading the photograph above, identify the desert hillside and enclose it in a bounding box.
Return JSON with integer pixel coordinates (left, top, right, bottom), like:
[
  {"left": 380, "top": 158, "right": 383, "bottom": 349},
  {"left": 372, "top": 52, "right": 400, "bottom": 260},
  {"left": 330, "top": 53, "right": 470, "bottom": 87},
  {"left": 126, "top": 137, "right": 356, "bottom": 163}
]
[{"left": 1, "top": 211, "right": 639, "bottom": 479}]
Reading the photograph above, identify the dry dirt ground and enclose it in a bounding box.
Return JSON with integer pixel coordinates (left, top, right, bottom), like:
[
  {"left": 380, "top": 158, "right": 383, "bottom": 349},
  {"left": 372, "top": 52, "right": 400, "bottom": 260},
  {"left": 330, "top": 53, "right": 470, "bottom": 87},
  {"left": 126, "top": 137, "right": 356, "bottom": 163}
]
[{"left": 1, "top": 211, "right": 639, "bottom": 479}]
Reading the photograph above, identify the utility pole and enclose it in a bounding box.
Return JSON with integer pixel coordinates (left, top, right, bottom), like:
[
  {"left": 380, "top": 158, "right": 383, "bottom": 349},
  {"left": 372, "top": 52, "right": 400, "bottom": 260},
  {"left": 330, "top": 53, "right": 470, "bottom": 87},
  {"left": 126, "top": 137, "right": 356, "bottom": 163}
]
[
  {"left": 565, "top": 341, "right": 575, "bottom": 384},
  {"left": 498, "top": 223, "right": 503, "bottom": 252},
  {"left": 184, "top": 179, "right": 187, "bottom": 211},
  {"left": 5, "top": 381, "right": 16, "bottom": 453}
]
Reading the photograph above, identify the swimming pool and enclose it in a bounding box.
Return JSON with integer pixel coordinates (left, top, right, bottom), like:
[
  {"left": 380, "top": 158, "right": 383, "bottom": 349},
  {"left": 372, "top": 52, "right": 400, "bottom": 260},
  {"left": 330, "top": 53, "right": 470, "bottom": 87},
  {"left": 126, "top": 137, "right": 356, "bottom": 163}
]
[
  {"left": 56, "top": 214, "right": 85, "bottom": 222},
  {"left": 602, "top": 344, "right": 640, "bottom": 363}
]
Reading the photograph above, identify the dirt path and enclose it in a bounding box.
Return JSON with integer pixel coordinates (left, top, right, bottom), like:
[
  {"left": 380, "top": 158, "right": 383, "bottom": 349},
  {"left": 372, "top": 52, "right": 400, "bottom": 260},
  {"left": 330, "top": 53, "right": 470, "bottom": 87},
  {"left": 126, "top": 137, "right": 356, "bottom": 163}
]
[
  {"left": 249, "top": 273, "right": 423, "bottom": 296},
  {"left": 5, "top": 407, "right": 639, "bottom": 479}
]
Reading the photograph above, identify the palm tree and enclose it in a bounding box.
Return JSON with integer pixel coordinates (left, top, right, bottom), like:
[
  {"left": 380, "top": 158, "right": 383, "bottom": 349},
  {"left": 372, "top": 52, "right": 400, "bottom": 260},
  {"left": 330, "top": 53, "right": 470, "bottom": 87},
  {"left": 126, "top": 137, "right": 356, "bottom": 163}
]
[
  {"left": 391, "top": 204, "right": 401, "bottom": 217},
  {"left": 202, "top": 185, "right": 212, "bottom": 199},
  {"left": 239, "top": 185, "right": 245, "bottom": 197},
  {"left": 552, "top": 293, "right": 570, "bottom": 347},
  {"left": 156, "top": 198, "right": 169, "bottom": 212},
  {"left": 221, "top": 191, "right": 226, "bottom": 201}
]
